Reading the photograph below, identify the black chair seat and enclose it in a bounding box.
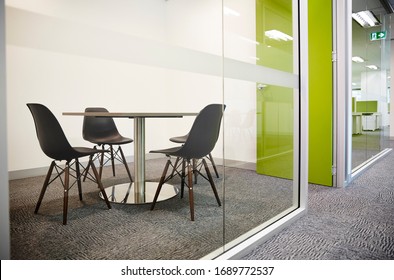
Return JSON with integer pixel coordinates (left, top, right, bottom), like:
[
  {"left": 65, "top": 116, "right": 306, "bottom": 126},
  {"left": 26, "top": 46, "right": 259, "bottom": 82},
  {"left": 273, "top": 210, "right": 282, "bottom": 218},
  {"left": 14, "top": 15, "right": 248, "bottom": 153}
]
[
  {"left": 169, "top": 135, "right": 187, "bottom": 143},
  {"left": 150, "top": 104, "right": 225, "bottom": 221},
  {"left": 83, "top": 107, "right": 133, "bottom": 182},
  {"left": 88, "top": 135, "right": 133, "bottom": 146},
  {"left": 27, "top": 103, "right": 111, "bottom": 225},
  {"left": 168, "top": 105, "right": 226, "bottom": 181}
]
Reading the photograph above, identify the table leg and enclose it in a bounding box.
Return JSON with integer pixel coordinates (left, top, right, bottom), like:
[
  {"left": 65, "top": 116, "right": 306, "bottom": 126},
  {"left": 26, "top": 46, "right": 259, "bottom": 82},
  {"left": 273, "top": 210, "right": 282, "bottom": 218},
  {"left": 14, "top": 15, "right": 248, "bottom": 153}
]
[
  {"left": 133, "top": 117, "right": 146, "bottom": 203},
  {"left": 99, "top": 116, "right": 178, "bottom": 204}
]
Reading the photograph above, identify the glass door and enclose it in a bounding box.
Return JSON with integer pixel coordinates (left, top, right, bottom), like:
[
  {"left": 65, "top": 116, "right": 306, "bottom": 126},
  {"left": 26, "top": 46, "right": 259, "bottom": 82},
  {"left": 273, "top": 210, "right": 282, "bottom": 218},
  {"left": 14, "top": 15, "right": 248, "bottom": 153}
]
[
  {"left": 351, "top": 0, "right": 391, "bottom": 173},
  {"left": 219, "top": 0, "right": 307, "bottom": 256}
]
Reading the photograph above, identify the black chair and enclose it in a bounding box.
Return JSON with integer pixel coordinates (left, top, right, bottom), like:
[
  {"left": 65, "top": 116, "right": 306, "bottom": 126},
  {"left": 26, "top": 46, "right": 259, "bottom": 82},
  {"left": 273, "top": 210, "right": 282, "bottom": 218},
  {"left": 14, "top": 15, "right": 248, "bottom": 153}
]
[
  {"left": 27, "top": 103, "right": 111, "bottom": 225},
  {"left": 82, "top": 107, "right": 133, "bottom": 182},
  {"left": 169, "top": 105, "right": 226, "bottom": 181},
  {"left": 150, "top": 104, "right": 225, "bottom": 221}
]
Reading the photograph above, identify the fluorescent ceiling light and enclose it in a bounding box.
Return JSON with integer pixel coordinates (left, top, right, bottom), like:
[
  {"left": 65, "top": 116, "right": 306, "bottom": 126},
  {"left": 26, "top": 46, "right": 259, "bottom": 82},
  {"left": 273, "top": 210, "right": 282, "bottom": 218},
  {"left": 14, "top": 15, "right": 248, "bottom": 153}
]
[
  {"left": 352, "top": 10, "right": 380, "bottom": 28},
  {"left": 265, "top": 30, "right": 293, "bottom": 41},
  {"left": 366, "top": 65, "right": 378, "bottom": 70},
  {"left": 352, "top": 56, "right": 365, "bottom": 63},
  {"left": 223, "top": 7, "right": 240, "bottom": 17}
]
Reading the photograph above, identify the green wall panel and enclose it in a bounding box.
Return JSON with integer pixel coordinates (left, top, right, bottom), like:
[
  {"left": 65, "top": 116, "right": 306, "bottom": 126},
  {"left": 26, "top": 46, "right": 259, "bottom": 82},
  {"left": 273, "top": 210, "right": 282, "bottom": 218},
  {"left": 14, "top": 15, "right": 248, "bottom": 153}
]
[
  {"left": 308, "top": 0, "right": 333, "bottom": 186},
  {"left": 356, "top": 100, "right": 378, "bottom": 113}
]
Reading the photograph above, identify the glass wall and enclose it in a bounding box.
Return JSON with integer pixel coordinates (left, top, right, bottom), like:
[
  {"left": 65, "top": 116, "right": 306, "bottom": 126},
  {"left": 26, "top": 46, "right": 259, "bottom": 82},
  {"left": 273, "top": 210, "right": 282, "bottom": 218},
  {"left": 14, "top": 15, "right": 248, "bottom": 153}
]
[
  {"left": 221, "top": 0, "right": 301, "bottom": 252},
  {"left": 351, "top": 0, "right": 391, "bottom": 171},
  {"left": 6, "top": 0, "right": 306, "bottom": 259}
]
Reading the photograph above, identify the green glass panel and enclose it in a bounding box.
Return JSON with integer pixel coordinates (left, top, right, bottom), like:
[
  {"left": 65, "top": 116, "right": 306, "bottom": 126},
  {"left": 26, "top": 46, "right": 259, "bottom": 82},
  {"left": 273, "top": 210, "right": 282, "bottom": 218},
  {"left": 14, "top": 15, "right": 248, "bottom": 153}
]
[{"left": 256, "top": 0, "right": 294, "bottom": 179}]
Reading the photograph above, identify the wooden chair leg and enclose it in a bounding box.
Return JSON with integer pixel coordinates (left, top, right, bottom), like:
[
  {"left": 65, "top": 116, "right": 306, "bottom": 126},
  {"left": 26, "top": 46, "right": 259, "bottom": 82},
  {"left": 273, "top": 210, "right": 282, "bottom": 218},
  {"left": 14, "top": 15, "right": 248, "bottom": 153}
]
[
  {"left": 181, "top": 159, "right": 186, "bottom": 198},
  {"left": 82, "top": 154, "right": 93, "bottom": 182},
  {"left": 99, "top": 146, "right": 105, "bottom": 179},
  {"left": 63, "top": 162, "right": 70, "bottom": 225},
  {"left": 169, "top": 156, "right": 180, "bottom": 178},
  {"left": 187, "top": 160, "right": 195, "bottom": 221},
  {"left": 110, "top": 145, "right": 116, "bottom": 177},
  {"left": 202, "top": 158, "right": 221, "bottom": 206},
  {"left": 151, "top": 159, "right": 171, "bottom": 210},
  {"left": 75, "top": 159, "right": 83, "bottom": 201},
  {"left": 207, "top": 153, "right": 220, "bottom": 178},
  {"left": 35, "top": 161, "right": 56, "bottom": 214},
  {"left": 119, "top": 146, "right": 133, "bottom": 182},
  {"left": 90, "top": 159, "right": 112, "bottom": 210},
  {"left": 193, "top": 159, "right": 198, "bottom": 184}
]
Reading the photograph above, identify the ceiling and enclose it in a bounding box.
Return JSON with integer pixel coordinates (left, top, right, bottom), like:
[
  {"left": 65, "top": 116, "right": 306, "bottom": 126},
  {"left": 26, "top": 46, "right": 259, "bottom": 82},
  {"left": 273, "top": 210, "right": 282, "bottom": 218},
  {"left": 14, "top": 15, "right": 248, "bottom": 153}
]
[{"left": 352, "top": 0, "right": 393, "bottom": 89}]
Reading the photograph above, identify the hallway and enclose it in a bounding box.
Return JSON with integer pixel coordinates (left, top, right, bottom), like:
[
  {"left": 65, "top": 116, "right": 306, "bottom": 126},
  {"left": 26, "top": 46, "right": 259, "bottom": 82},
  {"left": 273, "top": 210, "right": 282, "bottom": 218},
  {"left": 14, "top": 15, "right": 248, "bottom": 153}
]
[{"left": 243, "top": 143, "right": 394, "bottom": 259}]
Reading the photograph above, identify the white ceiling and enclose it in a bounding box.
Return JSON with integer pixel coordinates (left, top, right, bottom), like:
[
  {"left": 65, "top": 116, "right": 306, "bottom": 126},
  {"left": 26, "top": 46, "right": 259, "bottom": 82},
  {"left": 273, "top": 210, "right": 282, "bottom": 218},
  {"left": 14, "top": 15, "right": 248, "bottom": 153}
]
[{"left": 352, "top": 0, "right": 392, "bottom": 89}]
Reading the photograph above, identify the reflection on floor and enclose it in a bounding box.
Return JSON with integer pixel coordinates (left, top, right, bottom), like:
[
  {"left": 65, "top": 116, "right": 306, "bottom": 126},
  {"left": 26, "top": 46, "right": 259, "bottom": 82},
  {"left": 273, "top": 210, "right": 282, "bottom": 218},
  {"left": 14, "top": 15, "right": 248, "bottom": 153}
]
[
  {"left": 352, "top": 126, "right": 390, "bottom": 170},
  {"left": 9, "top": 158, "right": 294, "bottom": 260}
]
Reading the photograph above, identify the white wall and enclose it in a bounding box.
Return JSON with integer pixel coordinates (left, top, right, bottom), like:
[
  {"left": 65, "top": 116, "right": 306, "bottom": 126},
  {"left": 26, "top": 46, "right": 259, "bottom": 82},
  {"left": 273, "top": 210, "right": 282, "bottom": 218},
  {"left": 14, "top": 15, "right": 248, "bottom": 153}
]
[
  {"left": 6, "top": 0, "right": 257, "bottom": 175},
  {"left": 359, "top": 70, "right": 390, "bottom": 126}
]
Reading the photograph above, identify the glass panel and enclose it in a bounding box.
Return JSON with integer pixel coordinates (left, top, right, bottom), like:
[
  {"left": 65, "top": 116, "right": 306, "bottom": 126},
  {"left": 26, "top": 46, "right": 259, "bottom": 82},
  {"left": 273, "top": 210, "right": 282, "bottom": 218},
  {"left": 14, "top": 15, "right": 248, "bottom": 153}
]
[
  {"left": 7, "top": 0, "right": 302, "bottom": 260},
  {"left": 255, "top": 0, "right": 294, "bottom": 179},
  {"left": 222, "top": 0, "right": 299, "bottom": 249},
  {"left": 7, "top": 0, "right": 224, "bottom": 260},
  {"left": 351, "top": 0, "right": 391, "bottom": 171}
]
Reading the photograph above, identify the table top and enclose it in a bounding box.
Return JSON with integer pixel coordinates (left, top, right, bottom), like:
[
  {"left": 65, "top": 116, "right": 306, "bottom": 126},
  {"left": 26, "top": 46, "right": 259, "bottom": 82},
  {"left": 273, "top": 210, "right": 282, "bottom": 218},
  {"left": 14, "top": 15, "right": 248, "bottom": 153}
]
[{"left": 63, "top": 112, "right": 198, "bottom": 118}]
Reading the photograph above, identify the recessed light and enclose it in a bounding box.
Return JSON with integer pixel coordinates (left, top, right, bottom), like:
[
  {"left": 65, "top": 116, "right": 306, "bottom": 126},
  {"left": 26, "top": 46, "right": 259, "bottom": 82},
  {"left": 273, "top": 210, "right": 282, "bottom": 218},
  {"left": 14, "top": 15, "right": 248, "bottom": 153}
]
[
  {"left": 352, "top": 56, "right": 365, "bottom": 63},
  {"left": 352, "top": 10, "right": 380, "bottom": 28},
  {"left": 265, "top": 30, "right": 293, "bottom": 41},
  {"left": 366, "top": 65, "right": 378, "bottom": 70}
]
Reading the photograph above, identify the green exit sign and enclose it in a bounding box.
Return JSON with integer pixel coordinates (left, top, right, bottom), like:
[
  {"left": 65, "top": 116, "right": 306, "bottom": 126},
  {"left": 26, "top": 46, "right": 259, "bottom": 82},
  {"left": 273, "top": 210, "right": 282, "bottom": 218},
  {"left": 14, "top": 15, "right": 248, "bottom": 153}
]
[{"left": 370, "top": 31, "right": 387, "bottom": 41}]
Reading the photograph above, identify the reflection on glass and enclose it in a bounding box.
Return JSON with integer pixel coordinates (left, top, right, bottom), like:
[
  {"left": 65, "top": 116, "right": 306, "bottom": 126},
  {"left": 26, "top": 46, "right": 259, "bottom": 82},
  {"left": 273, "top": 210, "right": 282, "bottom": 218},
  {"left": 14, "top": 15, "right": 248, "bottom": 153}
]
[
  {"left": 256, "top": 0, "right": 293, "bottom": 179},
  {"left": 351, "top": 0, "right": 391, "bottom": 171},
  {"left": 7, "top": 0, "right": 302, "bottom": 260},
  {"left": 223, "top": 0, "right": 297, "bottom": 247}
]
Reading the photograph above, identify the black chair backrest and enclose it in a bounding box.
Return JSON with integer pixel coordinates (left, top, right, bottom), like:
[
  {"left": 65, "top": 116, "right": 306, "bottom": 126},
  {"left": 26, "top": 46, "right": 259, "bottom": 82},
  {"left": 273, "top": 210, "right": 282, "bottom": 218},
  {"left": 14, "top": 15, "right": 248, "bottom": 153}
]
[
  {"left": 83, "top": 107, "right": 120, "bottom": 142},
  {"left": 179, "top": 104, "right": 225, "bottom": 160},
  {"left": 27, "top": 103, "right": 75, "bottom": 161}
]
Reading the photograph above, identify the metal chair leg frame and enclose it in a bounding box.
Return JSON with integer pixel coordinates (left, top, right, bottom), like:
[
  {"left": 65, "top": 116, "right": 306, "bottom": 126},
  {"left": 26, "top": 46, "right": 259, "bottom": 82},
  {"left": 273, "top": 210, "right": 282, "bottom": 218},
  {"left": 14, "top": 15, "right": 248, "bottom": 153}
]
[
  {"left": 83, "top": 144, "right": 133, "bottom": 183},
  {"left": 35, "top": 158, "right": 111, "bottom": 225}
]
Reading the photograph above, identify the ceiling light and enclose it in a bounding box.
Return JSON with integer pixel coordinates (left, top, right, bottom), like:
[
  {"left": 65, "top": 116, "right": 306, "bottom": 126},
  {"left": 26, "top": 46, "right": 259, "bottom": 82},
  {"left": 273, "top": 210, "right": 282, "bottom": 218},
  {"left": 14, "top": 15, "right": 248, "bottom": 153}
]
[
  {"left": 352, "top": 56, "right": 365, "bottom": 63},
  {"left": 366, "top": 65, "right": 378, "bottom": 70},
  {"left": 352, "top": 10, "right": 380, "bottom": 28},
  {"left": 265, "top": 30, "right": 293, "bottom": 41}
]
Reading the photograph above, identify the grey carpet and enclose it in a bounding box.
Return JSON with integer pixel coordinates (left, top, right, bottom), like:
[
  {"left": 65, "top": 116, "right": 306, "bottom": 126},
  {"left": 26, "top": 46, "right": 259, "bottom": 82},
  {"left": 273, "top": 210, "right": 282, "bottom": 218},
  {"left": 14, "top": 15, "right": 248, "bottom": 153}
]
[
  {"left": 9, "top": 157, "right": 293, "bottom": 260},
  {"left": 243, "top": 150, "right": 394, "bottom": 260}
]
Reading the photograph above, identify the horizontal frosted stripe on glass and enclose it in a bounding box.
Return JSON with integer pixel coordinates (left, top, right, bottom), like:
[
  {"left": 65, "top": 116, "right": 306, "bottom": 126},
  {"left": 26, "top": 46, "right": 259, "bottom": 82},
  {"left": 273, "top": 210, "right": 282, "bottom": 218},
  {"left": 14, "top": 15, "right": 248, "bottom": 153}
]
[
  {"left": 224, "top": 58, "right": 298, "bottom": 88},
  {"left": 7, "top": 7, "right": 297, "bottom": 88}
]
